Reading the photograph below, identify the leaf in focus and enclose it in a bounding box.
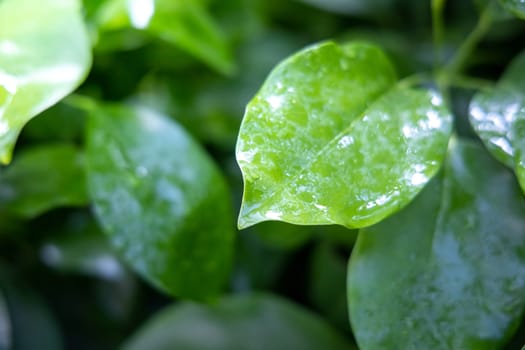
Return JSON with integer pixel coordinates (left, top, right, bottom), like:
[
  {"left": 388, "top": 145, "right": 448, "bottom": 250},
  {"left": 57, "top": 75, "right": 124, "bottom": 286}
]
[
  {"left": 499, "top": 0, "right": 525, "bottom": 18},
  {"left": 0, "top": 144, "right": 88, "bottom": 219},
  {"left": 86, "top": 104, "right": 234, "bottom": 300},
  {"left": 95, "top": 0, "right": 234, "bottom": 75},
  {"left": 0, "top": 0, "right": 91, "bottom": 164},
  {"left": 237, "top": 41, "right": 452, "bottom": 229},
  {"left": 469, "top": 49, "right": 525, "bottom": 189},
  {"left": 122, "top": 293, "right": 354, "bottom": 350},
  {"left": 347, "top": 140, "right": 525, "bottom": 349}
]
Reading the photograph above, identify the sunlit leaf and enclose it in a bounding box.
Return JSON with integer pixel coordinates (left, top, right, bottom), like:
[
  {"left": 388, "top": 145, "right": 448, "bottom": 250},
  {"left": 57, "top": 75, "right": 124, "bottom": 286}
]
[
  {"left": 348, "top": 139, "right": 525, "bottom": 349},
  {"left": 469, "top": 49, "right": 525, "bottom": 189},
  {"left": 237, "top": 41, "right": 452, "bottom": 229},
  {"left": 122, "top": 293, "right": 354, "bottom": 350},
  {"left": 0, "top": 0, "right": 91, "bottom": 164},
  {"left": 0, "top": 144, "right": 88, "bottom": 218},
  {"left": 86, "top": 104, "right": 234, "bottom": 300},
  {"left": 499, "top": 0, "right": 525, "bottom": 18}
]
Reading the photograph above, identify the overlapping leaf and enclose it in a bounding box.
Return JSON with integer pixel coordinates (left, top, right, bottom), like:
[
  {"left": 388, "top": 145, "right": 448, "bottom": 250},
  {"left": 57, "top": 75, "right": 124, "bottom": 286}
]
[
  {"left": 237, "top": 41, "right": 452, "bottom": 229},
  {"left": 86, "top": 104, "right": 234, "bottom": 300},
  {"left": 122, "top": 293, "right": 354, "bottom": 350},
  {"left": 499, "top": 0, "right": 525, "bottom": 18},
  {"left": 0, "top": 0, "right": 91, "bottom": 164},
  {"left": 469, "top": 49, "right": 525, "bottom": 190},
  {"left": 348, "top": 140, "right": 525, "bottom": 349}
]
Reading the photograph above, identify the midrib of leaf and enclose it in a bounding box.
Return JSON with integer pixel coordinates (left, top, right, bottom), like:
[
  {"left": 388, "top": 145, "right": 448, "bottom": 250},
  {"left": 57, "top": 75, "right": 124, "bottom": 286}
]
[{"left": 242, "top": 83, "right": 402, "bottom": 224}]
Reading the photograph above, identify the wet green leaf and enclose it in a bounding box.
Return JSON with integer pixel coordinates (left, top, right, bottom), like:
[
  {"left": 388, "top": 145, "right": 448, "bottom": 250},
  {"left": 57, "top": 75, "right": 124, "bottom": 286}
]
[
  {"left": 348, "top": 140, "right": 525, "bottom": 349},
  {"left": 0, "top": 144, "right": 88, "bottom": 218},
  {"left": 0, "top": 0, "right": 91, "bottom": 164},
  {"left": 237, "top": 41, "right": 452, "bottom": 229},
  {"left": 499, "top": 0, "right": 525, "bottom": 18},
  {"left": 95, "top": 0, "right": 234, "bottom": 74},
  {"left": 122, "top": 293, "right": 354, "bottom": 350},
  {"left": 86, "top": 104, "right": 234, "bottom": 300},
  {"left": 469, "top": 49, "right": 525, "bottom": 189}
]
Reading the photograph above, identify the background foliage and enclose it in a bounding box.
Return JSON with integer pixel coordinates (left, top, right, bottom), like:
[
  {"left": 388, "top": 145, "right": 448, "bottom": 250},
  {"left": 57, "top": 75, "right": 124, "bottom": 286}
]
[{"left": 1, "top": 0, "right": 525, "bottom": 349}]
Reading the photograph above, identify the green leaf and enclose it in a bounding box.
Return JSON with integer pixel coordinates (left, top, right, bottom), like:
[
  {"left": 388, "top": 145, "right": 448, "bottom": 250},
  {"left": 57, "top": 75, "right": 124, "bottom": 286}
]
[
  {"left": 498, "top": 0, "right": 525, "bottom": 18},
  {"left": 469, "top": 49, "right": 525, "bottom": 188},
  {"left": 86, "top": 104, "right": 234, "bottom": 300},
  {"left": 347, "top": 139, "right": 525, "bottom": 349},
  {"left": 0, "top": 0, "right": 91, "bottom": 164},
  {"left": 0, "top": 144, "right": 88, "bottom": 219},
  {"left": 122, "top": 293, "right": 354, "bottom": 350},
  {"left": 237, "top": 41, "right": 452, "bottom": 229},
  {"left": 95, "top": 0, "right": 234, "bottom": 75}
]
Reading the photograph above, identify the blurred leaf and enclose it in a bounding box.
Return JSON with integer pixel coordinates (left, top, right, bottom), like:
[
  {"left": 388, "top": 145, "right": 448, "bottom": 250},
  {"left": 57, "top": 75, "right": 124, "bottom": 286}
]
[
  {"left": 0, "top": 271, "right": 63, "bottom": 350},
  {"left": 40, "top": 213, "right": 126, "bottom": 281},
  {"left": 0, "top": 0, "right": 91, "bottom": 164},
  {"left": 469, "top": 49, "right": 525, "bottom": 189},
  {"left": 499, "top": 0, "right": 525, "bottom": 18},
  {"left": 122, "top": 293, "right": 354, "bottom": 350},
  {"left": 308, "top": 243, "right": 349, "bottom": 331},
  {"left": 348, "top": 140, "right": 525, "bottom": 349},
  {"left": 86, "top": 104, "right": 234, "bottom": 300},
  {"left": 237, "top": 41, "right": 452, "bottom": 229},
  {"left": 95, "top": 0, "right": 234, "bottom": 74},
  {"left": 0, "top": 144, "right": 88, "bottom": 219},
  {"left": 0, "top": 290, "right": 10, "bottom": 350},
  {"left": 295, "top": 0, "right": 393, "bottom": 16}
]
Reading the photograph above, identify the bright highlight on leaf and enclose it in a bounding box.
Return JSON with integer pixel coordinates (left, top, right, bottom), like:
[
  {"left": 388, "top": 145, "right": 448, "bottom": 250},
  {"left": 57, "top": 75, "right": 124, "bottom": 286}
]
[
  {"left": 86, "top": 104, "right": 234, "bottom": 301},
  {"left": 469, "top": 49, "right": 525, "bottom": 191},
  {"left": 0, "top": 0, "right": 91, "bottom": 164},
  {"left": 348, "top": 140, "right": 525, "bottom": 350},
  {"left": 236, "top": 41, "right": 452, "bottom": 230}
]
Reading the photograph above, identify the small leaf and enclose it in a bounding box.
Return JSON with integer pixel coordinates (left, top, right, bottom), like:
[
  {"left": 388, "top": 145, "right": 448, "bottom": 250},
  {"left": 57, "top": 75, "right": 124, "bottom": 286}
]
[
  {"left": 348, "top": 140, "right": 525, "bottom": 349},
  {"left": 469, "top": 49, "right": 525, "bottom": 189},
  {"left": 86, "top": 104, "right": 234, "bottom": 300},
  {"left": 0, "top": 0, "right": 91, "bottom": 164},
  {"left": 122, "top": 293, "right": 354, "bottom": 350},
  {"left": 95, "top": 0, "right": 234, "bottom": 75},
  {"left": 237, "top": 41, "right": 452, "bottom": 229},
  {"left": 0, "top": 144, "right": 88, "bottom": 218},
  {"left": 498, "top": 0, "right": 525, "bottom": 18}
]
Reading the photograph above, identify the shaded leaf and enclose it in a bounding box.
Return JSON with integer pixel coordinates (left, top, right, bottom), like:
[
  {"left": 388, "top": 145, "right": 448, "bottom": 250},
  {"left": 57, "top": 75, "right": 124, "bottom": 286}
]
[
  {"left": 295, "top": 0, "right": 393, "bottom": 16},
  {"left": 348, "top": 140, "right": 525, "bottom": 349},
  {"left": 122, "top": 293, "right": 354, "bottom": 350},
  {"left": 237, "top": 41, "right": 452, "bottom": 229},
  {"left": 0, "top": 0, "right": 91, "bottom": 164},
  {"left": 86, "top": 104, "right": 234, "bottom": 300},
  {"left": 499, "top": 0, "right": 525, "bottom": 18},
  {"left": 469, "top": 49, "right": 525, "bottom": 189},
  {"left": 95, "top": 0, "right": 234, "bottom": 74},
  {"left": 0, "top": 144, "right": 88, "bottom": 219}
]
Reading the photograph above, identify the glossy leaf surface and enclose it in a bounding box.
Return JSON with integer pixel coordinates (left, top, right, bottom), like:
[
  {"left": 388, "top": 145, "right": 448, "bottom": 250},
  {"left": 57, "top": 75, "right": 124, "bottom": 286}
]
[
  {"left": 237, "top": 41, "right": 452, "bottom": 229},
  {"left": 0, "top": 0, "right": 91, "bottom": 164},
  {"left": 86, "top": 105, "right": 234, "bottom": 300},
  {"left": 0, "top": 144, "right": 88, "bottom": 218},
  {"left": 96, "top": 0, "right": 234, "bottom": 74},
  {"left": 348, "top": 140, "right": 525, "bottom": 349},
  {"left": 122, "top": 293, "right": 354, "bottom": 350},
  {"left": 499, "top": 0, "right": 525, "bottom": 18},
  {"left": 470, "top": 49, "right": 525, "bottom": 188}
]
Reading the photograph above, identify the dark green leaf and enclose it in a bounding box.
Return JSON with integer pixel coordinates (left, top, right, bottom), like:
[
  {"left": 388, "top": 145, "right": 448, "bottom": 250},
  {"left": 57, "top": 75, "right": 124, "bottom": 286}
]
[
  {"left": 469, "top": 49, "right": 525, "bottom": 189},
  {"left": 296, "top": 0, "right": 393, "bottom": 16},
  {"left": 237, "top": 41, "right": 452, "bottom": 229},
  {"left": 499, "top": 0, "right": 525, "bottom": 18},
  {"left": 95, "top": 0, "right": 234, "bottom": 74},
  {"left": 348, "top": 139, "right": 525, "bottom": 349},
  {"left": 0, "top": 0, "right": 91, "bottom": 164},
  {"left": 122, "top": 293, "right": 354, "bottom": 350},
  {"left": 0, "top": 144, "right": 88, "bottom": 219},
  {"left": 86, "top": 104, "right": 234, "bottom": 300}
]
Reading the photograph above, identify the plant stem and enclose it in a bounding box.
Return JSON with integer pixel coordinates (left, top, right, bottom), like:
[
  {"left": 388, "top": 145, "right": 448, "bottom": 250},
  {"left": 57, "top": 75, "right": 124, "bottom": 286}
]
[
  {"left": 431, "top": 0, "right": 446, "bottom": 71},
  {"left": 441, "top": 5, "right": 493, "bottom": 86}
]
